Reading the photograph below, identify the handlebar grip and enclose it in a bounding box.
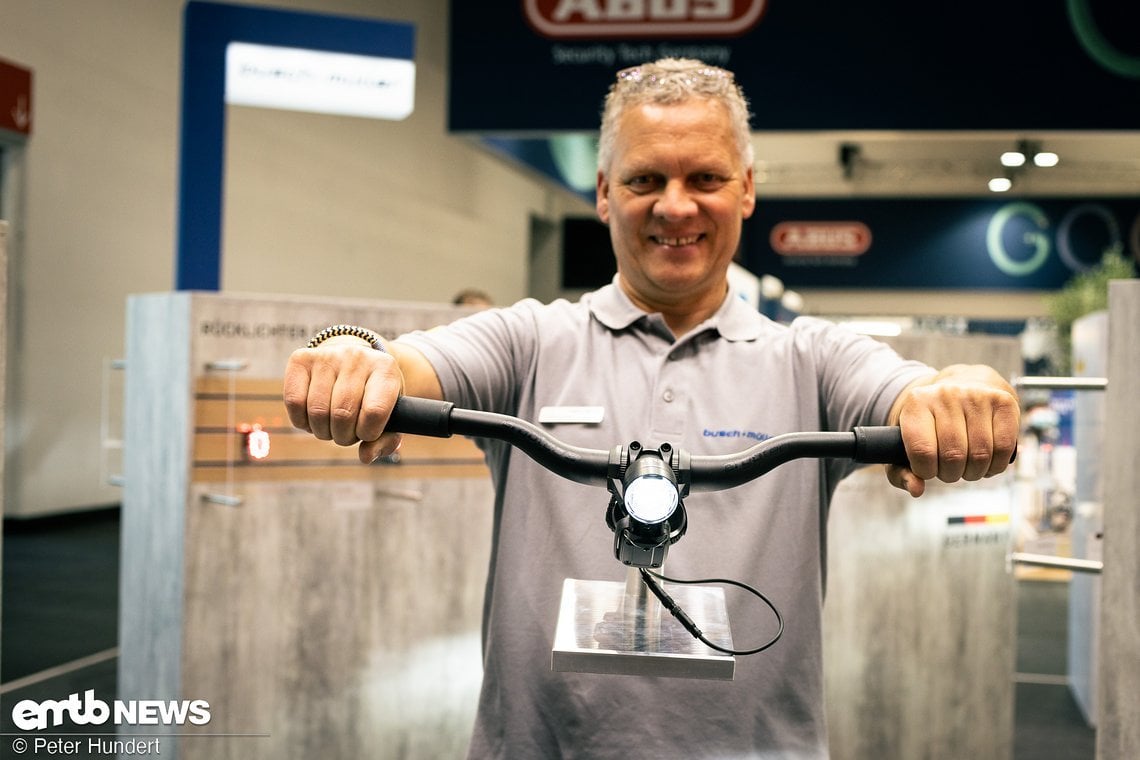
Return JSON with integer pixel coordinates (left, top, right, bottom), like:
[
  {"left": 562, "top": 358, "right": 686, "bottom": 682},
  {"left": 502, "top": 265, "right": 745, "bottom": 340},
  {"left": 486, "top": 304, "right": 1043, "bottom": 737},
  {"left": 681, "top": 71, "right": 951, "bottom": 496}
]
[
  {"left": 852, "top": 426, "right": 909, "bottom": 466},
  {"left": 387, "top": 396, "right": 456, "bottom": 438}
]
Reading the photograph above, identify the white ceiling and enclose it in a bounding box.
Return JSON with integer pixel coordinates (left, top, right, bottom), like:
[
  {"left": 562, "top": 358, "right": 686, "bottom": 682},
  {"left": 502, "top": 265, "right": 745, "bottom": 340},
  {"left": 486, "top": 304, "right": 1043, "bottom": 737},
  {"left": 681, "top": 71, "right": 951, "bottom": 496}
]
[{"left": 751, "top": 130, "right": 1140, "bottom": 198}]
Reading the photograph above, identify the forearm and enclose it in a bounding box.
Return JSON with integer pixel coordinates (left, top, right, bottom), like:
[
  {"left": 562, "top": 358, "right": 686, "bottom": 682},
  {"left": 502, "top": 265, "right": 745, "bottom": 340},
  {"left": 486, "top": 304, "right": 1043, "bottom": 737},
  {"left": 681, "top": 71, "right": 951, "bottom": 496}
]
[{"left": 388, "top": 340, "right": 444, "bottom": 401}]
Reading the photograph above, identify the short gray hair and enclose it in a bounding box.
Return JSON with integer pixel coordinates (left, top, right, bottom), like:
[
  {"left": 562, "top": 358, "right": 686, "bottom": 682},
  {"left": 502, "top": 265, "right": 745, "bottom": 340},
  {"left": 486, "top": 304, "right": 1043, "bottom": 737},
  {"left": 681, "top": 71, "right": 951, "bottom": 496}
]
[{"left": 597, "top": 58, "right": 754, "bottom": 173}]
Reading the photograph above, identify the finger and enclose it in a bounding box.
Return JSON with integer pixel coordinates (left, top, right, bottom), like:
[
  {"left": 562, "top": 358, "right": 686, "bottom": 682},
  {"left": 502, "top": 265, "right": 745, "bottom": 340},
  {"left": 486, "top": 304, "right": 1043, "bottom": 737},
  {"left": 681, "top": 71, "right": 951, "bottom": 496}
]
[
  {"left": 961, "top": 396, "right": 995, "bottom": 482},
  {"left": 282, "top": 350, "right": 314, "bottom": 432},
  {"left": 356, "top": 358, "right": 403, "bottom": 444},
  {"left": 305, "top": 352, "right": 343, "bottom": 441},
  {"left": 899, "top": 403, "right": 939, "bottom": 482},
  {"left": 933, "top": 403, "right": 969, "bottom": 484},
  {"left": 985, "top": 395, "right": 1022, "bottom": 477},
  {"left": 329, "top": 369, "right": 367, "bottom": 446}
]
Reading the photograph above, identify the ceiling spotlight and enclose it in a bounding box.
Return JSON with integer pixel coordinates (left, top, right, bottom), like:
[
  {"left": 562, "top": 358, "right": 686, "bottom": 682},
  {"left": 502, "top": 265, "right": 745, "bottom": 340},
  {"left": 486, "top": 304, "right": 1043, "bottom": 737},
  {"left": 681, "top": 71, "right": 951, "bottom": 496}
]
[
  {"left": 989, "top": 177, "right": 1013, "bottom": 193},
  {"left": 1004, "top": 139, "right": 1058, "bottom": 168},
  {"left": 1000, "top": 151, "right": 1027, "bottom": 168}
]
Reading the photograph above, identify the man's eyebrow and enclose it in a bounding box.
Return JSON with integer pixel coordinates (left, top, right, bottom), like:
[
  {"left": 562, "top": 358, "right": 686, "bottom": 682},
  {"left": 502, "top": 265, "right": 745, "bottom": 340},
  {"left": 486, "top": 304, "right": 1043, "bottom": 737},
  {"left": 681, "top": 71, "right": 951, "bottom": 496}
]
[{"left": 620, "top": 166, "right": 661, "bottom": 178}]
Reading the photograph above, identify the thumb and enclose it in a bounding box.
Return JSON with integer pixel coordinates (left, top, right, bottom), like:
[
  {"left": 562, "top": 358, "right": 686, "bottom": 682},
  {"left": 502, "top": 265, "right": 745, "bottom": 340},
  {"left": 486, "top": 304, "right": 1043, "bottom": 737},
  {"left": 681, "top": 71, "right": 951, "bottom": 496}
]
[
  {"left": 885, "top": 464, "right": 926, "bottom": 498},
  {"left": 359, "top": 433, "right": 402, "bottom": 464}
]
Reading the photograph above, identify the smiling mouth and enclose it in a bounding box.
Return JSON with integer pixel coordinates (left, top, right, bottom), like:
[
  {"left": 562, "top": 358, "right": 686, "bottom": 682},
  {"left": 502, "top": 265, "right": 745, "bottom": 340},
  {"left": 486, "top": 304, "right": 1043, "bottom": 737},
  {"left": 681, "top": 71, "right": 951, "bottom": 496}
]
[{"left": 651, "top": 234, "right": 703, "bottom": 247}]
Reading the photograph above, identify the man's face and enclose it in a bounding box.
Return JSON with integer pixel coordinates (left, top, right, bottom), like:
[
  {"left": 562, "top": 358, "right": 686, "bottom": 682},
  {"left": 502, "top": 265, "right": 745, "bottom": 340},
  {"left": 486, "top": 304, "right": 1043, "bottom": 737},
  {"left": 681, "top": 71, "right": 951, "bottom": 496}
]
[{"left": 597, "top": 99, "right": 755, "bottom": 314}]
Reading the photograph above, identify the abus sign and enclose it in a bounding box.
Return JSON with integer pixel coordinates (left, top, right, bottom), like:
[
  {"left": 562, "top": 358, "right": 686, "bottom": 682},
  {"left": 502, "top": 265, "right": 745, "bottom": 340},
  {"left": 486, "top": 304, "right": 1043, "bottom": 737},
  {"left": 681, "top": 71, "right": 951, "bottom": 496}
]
[
  {"left": 524, "top": 0, "right": 768, "bottom": 38},
  {"left": 770, "top": 222, "right": 873, "bottom": 256}
]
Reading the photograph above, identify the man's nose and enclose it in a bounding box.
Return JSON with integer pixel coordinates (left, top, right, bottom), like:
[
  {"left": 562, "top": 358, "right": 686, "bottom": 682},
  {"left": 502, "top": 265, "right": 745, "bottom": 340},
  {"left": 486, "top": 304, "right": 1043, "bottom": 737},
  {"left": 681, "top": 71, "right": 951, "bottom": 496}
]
[{"left": 653, "top": 180, "right": 698, "bottom": 220}]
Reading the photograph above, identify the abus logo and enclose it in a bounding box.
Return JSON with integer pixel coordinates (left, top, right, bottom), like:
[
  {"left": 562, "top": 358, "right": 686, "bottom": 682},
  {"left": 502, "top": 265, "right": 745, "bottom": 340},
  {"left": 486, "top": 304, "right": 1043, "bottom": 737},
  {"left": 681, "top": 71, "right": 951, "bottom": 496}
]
[
  {"left": 524, "top": 0, "right": 768, "bottom": 39},
  {"left": 770, "top": 222, "right": 873, "bottom": 256}
]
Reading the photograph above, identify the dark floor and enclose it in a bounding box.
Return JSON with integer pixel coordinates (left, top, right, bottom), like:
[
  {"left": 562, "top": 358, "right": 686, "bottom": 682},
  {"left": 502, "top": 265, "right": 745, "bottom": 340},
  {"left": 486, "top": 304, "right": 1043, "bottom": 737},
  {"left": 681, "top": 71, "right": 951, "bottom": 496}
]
[
  {"left": 1, "top": 510, "right": 120, "bottom": 758},
  {"left": 0, "top": 509, "right": 1097, "bottom": 759},
  {"left": 1, "top": 509, "right": 120, "bottom": 682}
]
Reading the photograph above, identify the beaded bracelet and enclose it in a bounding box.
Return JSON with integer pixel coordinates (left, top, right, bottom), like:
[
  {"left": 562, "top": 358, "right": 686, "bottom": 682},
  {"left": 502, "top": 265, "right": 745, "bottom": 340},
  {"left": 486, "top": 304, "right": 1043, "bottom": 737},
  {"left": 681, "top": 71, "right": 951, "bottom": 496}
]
[{"left": 307, "top": 324, "right": 386, "bottom": 352}]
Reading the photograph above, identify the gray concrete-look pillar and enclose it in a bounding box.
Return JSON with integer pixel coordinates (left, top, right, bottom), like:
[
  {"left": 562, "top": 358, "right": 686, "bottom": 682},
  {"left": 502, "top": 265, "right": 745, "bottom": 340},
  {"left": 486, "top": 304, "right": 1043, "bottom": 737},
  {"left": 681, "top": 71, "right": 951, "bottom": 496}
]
[{"left": 1096, "top": 280, "right": 1140, "bottom": 759}]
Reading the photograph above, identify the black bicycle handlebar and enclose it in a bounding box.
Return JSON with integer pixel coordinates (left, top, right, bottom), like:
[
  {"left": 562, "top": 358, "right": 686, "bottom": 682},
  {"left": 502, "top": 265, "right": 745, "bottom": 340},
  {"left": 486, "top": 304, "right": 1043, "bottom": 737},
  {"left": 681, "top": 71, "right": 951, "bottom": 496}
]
[{"left": 387, "top": 395, "right": 909, "bottom": 491}]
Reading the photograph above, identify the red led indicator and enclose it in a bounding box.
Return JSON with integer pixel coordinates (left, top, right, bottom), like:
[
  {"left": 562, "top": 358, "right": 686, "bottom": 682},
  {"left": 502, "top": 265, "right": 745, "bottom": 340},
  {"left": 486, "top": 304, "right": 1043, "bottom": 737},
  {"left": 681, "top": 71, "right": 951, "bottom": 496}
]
[{"left": 243, "top": 424, "right": 271, "bottom": 460}]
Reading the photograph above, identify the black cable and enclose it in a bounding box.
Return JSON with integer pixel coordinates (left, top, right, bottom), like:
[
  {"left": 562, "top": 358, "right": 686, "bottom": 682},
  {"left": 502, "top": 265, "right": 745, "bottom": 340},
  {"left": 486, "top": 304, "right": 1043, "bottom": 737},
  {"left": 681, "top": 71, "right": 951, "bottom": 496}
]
[{"left": 639, "top": 568, "right": 784, "bottom": 656}]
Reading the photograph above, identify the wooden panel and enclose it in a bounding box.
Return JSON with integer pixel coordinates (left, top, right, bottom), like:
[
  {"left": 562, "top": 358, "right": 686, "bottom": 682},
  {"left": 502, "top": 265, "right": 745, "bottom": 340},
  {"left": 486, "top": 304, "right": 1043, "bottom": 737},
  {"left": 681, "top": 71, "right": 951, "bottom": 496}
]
[
  {"left": 825, "top": 472, "right": 1016, "bottom": 759},
  {"left": 190, "top": 377, "right": 487, "bottom": 483},
  {"left": 179, "top": 478, "right": 493, "bottom": 760},
  {"left": 192, "top": 432, "right": 483, "bottom": 463},
  {"left": 824, "top": 333, "right": 1021, "bottom": 760}
]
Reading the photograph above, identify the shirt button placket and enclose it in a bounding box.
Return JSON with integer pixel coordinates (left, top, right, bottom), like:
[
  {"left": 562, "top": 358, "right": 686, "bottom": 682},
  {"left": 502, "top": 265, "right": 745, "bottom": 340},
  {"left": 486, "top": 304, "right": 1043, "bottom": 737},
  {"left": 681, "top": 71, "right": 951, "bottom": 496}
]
[{"left": 651, "top": 348, "right": 687, "bottom": 439}]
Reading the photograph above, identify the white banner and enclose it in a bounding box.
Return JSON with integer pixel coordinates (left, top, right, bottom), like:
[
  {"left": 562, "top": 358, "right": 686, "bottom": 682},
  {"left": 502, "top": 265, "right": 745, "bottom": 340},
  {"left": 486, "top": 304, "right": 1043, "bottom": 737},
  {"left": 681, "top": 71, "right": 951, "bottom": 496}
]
[{"left": 225, "top": 42, "right": 414, "bottom": 120}]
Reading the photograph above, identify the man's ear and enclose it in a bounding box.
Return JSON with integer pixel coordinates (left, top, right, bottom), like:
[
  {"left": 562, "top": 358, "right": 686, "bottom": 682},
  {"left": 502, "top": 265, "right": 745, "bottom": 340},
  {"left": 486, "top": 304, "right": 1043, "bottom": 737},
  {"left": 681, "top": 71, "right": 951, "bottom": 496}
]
[
  {"left": 741, "top": 167, "right": 756, "bottom": 219},
  {"left": 596, "top": 170, "right": 610, "bottom": 223}
]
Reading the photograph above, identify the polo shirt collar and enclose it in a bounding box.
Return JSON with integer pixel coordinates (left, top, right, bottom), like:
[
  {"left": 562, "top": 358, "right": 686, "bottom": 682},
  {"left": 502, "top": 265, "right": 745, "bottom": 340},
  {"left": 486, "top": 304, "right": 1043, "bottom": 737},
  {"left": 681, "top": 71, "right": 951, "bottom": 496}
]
[{"left": 588, "top": 275, "right": 765, "bottom": 342}]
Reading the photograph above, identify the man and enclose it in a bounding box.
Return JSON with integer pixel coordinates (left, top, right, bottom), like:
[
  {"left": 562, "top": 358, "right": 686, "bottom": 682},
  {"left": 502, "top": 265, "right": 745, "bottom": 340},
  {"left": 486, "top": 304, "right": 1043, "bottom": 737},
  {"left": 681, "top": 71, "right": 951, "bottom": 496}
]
[{"left": 284, "top": 59, "right": 1019, "bottom": 758}]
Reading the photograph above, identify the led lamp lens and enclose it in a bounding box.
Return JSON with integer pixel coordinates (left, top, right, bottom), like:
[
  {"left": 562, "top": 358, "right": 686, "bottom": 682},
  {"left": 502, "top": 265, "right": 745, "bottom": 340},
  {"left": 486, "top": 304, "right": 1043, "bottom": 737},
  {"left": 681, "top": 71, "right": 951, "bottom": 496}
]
[{"left": 624, "top": 474, "right": 679, "bottom": 524}]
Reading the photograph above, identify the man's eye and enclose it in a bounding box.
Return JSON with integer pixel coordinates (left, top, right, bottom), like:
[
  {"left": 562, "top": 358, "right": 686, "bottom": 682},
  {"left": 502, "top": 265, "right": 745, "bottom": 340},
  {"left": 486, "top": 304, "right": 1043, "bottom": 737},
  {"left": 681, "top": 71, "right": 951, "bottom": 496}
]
[
  {"left": 626, "top": 175, "right": 659, "bottom": 191},
  {"left": 694, "top": 173, "right": 726, "bottom": 189}
]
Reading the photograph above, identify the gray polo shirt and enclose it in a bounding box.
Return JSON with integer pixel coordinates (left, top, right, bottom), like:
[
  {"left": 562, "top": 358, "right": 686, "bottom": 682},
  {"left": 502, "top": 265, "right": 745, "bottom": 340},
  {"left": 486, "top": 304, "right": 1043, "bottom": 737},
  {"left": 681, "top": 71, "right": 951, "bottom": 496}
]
[{"left": 399, "top": 279, "right": 932, "bottom": 759}]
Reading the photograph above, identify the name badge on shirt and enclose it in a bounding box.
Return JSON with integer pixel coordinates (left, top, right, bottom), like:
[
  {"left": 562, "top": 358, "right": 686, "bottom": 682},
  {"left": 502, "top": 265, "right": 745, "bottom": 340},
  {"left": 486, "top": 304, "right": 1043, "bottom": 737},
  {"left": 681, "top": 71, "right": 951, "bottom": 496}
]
[{"left": 538, "top": 406, "right": 605, "bottom": 425}]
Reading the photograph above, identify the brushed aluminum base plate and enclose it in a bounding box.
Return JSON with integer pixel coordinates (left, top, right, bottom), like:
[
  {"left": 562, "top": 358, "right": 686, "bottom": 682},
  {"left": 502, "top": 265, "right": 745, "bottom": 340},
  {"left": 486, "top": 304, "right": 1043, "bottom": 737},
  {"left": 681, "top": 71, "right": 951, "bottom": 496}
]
[{"left": 550, "top": 577, "right": 735, "bottom": 680}]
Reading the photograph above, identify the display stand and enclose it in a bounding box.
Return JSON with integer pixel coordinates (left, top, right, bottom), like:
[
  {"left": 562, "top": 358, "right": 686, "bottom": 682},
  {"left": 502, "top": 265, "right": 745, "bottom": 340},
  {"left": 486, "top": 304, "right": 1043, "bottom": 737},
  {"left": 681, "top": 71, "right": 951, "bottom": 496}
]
[
  {"left": 119, "top": 292, "right": 493, "bottom": 760},
  {"left": 824, "top": 333, "right": 1021, "bottom": 760},
  {"left": 1096, "top": 280, "right": 1140, "bottom": 760}
]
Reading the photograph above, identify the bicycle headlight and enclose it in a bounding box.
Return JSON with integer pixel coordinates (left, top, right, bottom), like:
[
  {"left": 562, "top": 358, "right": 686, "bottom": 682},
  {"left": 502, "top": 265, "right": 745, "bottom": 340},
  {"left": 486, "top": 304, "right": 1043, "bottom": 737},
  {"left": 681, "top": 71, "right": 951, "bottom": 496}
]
[{"left": 622, "top": 454, "right": 679, "bottom": 525}]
